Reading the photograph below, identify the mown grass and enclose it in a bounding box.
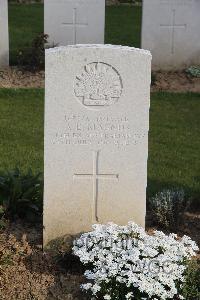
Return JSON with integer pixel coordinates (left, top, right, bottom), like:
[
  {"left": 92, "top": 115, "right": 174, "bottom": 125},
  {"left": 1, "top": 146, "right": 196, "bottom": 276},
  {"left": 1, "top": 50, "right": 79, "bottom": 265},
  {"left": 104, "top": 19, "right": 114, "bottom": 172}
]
[
  {"left": 105, "top": 6, "right": 142, "bottom": 48},
  {"left": 148, "top": 92, "right": 200, "bottom": 198},
  {"left": 9, "top": 3, "right": 44, "bottom": 65},
  {"left": 0, "top": 89, "right": 44, "bottom": 173},
  {"left": 0, "top": 89, "right": 199, "bottom": 199},
  {"left": 8, "top": 4, "right": 141, "bottom": 65}
]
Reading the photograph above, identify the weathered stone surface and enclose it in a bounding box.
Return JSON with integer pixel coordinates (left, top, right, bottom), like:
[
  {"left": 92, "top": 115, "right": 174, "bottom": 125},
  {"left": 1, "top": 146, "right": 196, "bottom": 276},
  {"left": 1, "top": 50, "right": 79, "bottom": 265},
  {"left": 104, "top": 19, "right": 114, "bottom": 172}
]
[
  {"left": 44, "top": 44, "right": 151, "bottom": 245},
  {"left": 0, "top": 0, "right": 9, "bottom": 67},
  {"left": 44, "top": 0, "right": 105, "bottom": 46},
  {"left": 142, "top": 0, "right": 200, "bottom": 70}
]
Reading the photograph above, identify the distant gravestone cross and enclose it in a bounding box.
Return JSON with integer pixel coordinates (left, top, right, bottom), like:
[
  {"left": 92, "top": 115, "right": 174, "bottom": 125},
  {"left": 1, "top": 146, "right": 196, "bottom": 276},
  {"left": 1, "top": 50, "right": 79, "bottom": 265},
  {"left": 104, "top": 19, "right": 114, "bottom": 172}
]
[
  {"left": 44, "top": 0, "right": 105, "bottom": 46},
  {"left": 160, "top": 9, "right": 186, "bottom": 54},
  {"left": 62, "top": 7, "right": 88, "bottom": 44},
  {"left": 73, "top": 150, "right": 119, "bottom": 222},
  {"left": 142, "top": 0, "right": 200, "bottom": 70}
]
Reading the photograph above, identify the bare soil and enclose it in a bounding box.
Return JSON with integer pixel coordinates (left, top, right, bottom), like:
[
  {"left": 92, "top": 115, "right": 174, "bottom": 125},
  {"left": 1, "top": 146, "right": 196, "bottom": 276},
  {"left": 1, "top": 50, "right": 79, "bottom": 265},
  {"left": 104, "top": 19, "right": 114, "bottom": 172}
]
[
  {"left": 152, "top": 71, "right": 200, "bottom": 93},
  {"left": 0, "top": 222, "right": 87, "bottom": 300},
  {"left": 0, "top": 68, "right": 44, "bottom": 89},
  {"left": 1, "top": 67, "right": 200, "bottom": 93},
  {"left": 0, "top": 212, "right": 199, "bottom": 300}
]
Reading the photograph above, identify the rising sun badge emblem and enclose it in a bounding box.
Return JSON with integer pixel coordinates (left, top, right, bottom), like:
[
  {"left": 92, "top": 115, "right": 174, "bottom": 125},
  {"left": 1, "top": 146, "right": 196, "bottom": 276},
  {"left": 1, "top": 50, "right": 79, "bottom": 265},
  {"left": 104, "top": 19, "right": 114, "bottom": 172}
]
[{"left": 74, "top": 62, "right": 123, "bottom": 109}]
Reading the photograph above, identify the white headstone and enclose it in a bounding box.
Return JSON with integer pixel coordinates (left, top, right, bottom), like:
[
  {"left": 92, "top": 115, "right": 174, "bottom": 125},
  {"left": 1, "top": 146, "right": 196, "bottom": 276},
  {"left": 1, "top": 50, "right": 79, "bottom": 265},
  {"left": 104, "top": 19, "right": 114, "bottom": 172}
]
[
  {"left": 0, "top": 0, "right": 9, "bottom": 67},
  {"left": 142, "top": 0, "right": 200, "bottom": 70},
  {"left": 44, "top": 0, "right": 105, "bottom": 46},
  {"left": 44, "top": 45, "right": 151, "bottom": 245}
]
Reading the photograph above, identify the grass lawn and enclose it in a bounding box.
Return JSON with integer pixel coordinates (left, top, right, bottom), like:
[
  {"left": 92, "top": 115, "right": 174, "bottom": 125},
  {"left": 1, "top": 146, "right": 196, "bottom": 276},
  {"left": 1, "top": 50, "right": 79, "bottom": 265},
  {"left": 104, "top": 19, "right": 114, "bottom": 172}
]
[
  {"left": 9, "top": 3, "right": 44, "bottom": 65},
  {"left": 148, "top": 93, "right": 200, "bottom": 199},
  {"left": 8, "top": 4, "right": 141, "bottom": 65},
  {"left": 0, "top": 89, "right": 44, "bottom": 173},
  {"left": 0, "top": 89, "right": 199, "bottom": 199},
  {"left": 105, "top": 6, "right": 141, "bottom": 48}
]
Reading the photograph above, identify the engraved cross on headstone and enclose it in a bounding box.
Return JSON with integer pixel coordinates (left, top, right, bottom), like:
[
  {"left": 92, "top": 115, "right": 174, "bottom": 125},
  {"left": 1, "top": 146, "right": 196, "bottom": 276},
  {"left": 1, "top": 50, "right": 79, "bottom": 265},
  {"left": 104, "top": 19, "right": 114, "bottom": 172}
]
[
  {"left": 160, "top": 9, "right": 187, "bottom": 54},
  {"left": 62, "top": 7, "right": 88, "bottom": 44},
  {"left": 73, "top": 151, "right": 119, "bottom": 222}
]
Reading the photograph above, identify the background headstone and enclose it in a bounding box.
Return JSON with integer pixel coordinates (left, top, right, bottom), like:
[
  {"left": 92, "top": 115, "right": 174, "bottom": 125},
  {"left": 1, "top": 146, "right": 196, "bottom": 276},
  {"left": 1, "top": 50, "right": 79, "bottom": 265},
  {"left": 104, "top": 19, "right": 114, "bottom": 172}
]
[
  {"left": 44, "top": 45, "right": 151, "bottom": 245},
  {"left": 0, "top": 0, "right": 9, "bottom": 67},
  {"left": 44, "top": 0, "right": 105, "bottom": 46},
  {"left": 142, "top": 0, "right": 200, "bottom": 70}
]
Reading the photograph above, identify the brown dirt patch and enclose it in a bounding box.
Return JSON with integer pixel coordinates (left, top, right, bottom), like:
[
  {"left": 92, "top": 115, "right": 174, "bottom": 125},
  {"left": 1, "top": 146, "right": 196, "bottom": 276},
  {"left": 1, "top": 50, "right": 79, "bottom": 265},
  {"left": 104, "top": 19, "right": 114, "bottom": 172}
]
[
  {"left": 0, "top": 221, "right": 87, "bottom": 300},
  {"left": 152, "top": 71, "right": 200, "bottom": 93},
  {"left": 0, "top": 212, "right": 199, "bottom": 300},
  {"left": 1, "top": 68, "right": 200, "bottom": 93},
  {"left": 0, "top": 67, "right": 44, "bottom": 89}
]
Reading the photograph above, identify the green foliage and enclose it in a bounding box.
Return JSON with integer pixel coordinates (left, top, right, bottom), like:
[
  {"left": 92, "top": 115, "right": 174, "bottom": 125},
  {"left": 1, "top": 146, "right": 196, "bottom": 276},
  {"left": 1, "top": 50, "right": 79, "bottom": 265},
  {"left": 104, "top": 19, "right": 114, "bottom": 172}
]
[
  {"left": 186, "top": 66, "right": 200, "bottom": 78},
  {"left": 0, "top": 217, "right": 7, "bottom": 230},
  {"left": 0, "top": 205, "right": 5, "bottom": 218},
  {"left": 149, "top": 189, "right": 189, "bottom": 230},
  {"left": 118, "top": 0, "right": 135, "bottom": 3},
  {"left": 118, "top": 0, "right": 142, "bottom": 3},
  {"left": 182, "top": 260, "right": 200, "bottom": 300},
  {"left": 17, "top": 33, "right": 48, "bottom": 71},
  {"left": 8, "top": 0, "right": 42, "bottom": 2},
  {"left": 151, "top": 72, "right": 157, "bottom": 86},
  {"left": 0, "top": 168, "right": 43, "bottom": 222},
  {"left": 0, "top": 254, "right": 14, "bottom": 266}
]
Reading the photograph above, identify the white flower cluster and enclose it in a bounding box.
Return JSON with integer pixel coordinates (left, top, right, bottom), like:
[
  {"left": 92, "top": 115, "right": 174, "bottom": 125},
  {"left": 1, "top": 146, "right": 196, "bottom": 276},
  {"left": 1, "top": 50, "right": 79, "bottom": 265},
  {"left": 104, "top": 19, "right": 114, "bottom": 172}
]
[{"left": 73, "top": 222, "right": 199, "bottom": 300}]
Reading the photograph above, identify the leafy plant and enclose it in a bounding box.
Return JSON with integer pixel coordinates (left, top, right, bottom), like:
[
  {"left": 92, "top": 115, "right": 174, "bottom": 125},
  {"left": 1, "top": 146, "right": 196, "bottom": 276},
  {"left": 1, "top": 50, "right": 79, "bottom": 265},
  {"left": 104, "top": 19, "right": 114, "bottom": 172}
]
[
  {"left": 151, "top": 72, "right": 157, "bottom": 86},
  {"left": 118, "top": 0, "right": 141, "bottom": 3},
  {"left": 0, "top": 253, "right": 14, "bottom": 266},
  {"left": 182, "top": 259, "right": 200, "bottom": 300},
  {"left": 0, "top": 219, "right": 7, "bottom": 230},
  {"left": 0, "top": 168, "right": 43, "bottom": 222},
  {"left": 149, "top": 189, "right": 189, "bottom": 231},
  {"left": 17, "top": 33, "right": 48, "bottom": 71},
  {"left": 186, "top": 66, "right": 200, "bottom": 78},
  {"left": 8, "top": 0, "right": 42, "bottom": 2},
  {"left": 0, "top": 205, "right": 7, "bottom": 229}
]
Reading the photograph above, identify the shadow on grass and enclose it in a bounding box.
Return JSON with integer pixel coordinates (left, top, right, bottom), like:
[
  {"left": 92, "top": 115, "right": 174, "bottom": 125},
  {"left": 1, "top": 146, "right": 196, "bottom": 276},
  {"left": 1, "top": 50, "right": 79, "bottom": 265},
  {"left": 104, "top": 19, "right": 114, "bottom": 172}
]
[{"left": 147, "top": 177, "right": 200, "bottom": 206}]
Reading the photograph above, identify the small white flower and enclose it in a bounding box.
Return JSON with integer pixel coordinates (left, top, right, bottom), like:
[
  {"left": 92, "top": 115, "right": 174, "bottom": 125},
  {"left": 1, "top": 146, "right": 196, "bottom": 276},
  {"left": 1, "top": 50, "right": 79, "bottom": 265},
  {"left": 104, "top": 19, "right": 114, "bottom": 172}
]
[
  {"left": 73, "top": 222, "right": 198, "bottom": 300},
  {"left": 104, "top": 295, "right": 111, "bottom": 300},
  {"left": 126, "top": 292, "right": 133, "bottom": 299},
  {"left": 80, "top": 283, "right": 92, "bottom": 291}
]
